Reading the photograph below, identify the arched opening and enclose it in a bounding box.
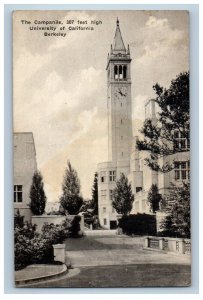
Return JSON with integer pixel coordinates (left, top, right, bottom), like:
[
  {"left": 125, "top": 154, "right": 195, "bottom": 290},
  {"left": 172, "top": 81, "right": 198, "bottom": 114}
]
[
  {"left": 119, "top": 65, "right": 123, "bottom": 79},
  {"left": 114, "top": 65, "right": 118, "bottom": 79},
  {"left": 123, "top": 65, "right": 127, "bottom": 79}
]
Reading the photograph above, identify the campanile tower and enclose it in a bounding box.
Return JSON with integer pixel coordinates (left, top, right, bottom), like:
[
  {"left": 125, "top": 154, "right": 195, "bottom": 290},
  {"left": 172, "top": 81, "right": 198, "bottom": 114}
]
[
  {"left": 97, "top": 19, "right": 133, "bottom": 229},
  {"left": 106, "top": 18, "right": 132, "bottom": 164}
]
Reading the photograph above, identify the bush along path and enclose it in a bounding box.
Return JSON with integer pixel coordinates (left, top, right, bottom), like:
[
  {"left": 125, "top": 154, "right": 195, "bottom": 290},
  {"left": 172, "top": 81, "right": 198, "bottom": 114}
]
[{"left": 14, "top": 213, "right": 82, "bottom": 271}]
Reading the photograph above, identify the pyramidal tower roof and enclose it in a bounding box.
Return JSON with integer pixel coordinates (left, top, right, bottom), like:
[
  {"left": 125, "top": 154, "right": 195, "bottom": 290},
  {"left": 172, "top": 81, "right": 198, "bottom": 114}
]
[{"left": 113, "top": 18, "right": 126, "bottom": 54}]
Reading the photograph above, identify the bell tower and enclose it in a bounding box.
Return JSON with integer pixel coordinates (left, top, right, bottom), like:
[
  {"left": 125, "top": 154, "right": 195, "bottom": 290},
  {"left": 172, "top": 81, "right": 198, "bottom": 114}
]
[{"left": 106, "top": 19, "right": 132, "bottom": 165}]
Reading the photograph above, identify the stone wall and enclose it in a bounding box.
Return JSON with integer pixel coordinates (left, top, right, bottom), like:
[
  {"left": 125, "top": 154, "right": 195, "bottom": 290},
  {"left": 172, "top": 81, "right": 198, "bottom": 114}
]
[{"left": 32, "top": 215, "right": 84, "bottom": 233}]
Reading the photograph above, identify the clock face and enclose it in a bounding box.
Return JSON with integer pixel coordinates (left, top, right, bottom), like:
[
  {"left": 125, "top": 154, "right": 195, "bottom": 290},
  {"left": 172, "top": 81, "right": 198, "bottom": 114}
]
[{"left": 114, "top": 87, "right": 127, "bottom": 99}]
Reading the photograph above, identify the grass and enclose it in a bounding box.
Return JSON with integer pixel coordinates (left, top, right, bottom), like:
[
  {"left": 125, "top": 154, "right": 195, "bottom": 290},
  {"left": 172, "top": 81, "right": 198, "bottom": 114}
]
[
  {"left": 25, "top": 264, "right": 191, "bottom": 288},
  {"left": 64, "top": 235, "right": 140, "bottom": 251}
]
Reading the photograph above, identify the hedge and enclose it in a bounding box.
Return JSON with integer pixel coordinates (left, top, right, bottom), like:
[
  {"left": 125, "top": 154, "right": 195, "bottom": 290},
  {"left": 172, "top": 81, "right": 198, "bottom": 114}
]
[{"left": 118, "top": 213, "right": 157, "bottom": 236}]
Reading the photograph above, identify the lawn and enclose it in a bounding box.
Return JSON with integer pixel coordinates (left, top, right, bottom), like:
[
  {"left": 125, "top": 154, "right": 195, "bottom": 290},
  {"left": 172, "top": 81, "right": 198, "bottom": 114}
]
[
  {"left": 65, "top": 235, "right": 142, "bottom": 251},
  {"left": 25, "top": 263, "right": 191, "bottom": 288}
]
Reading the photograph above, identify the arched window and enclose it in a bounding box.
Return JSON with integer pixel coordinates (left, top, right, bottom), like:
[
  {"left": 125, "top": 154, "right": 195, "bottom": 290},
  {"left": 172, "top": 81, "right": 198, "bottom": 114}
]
[
  {"left": 114, "top": 65, "right": 118, "bottom": 79},
  {"left": 123, "top": 65, "right": 127, "bottom": 79},
  {"left": 119, "top": 65, "right": 123, "bottom": 79}
]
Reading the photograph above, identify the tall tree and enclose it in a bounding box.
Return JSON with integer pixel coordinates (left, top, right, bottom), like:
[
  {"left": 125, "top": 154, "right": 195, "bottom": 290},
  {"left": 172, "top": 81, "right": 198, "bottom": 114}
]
[
  {"left": 60, "top": 161, "right": 83, "bottom": 215},
  {"left": 30, "top": 171, "right": 47, "bottom": 215},
  {"left": 137, "top": 71, "right": 189, "bottom": 172},
  {"left": 161, "top": 182, "right": 190, "bottom": 238},
  {"left": 147, "top": 184, "right": 162, "bottom": 213},
  {"left": 91, "top": 172, "right": 98, "bottom": 215},
  {"left": 112, "top": 173, "right": 134, "bottom": 215}
]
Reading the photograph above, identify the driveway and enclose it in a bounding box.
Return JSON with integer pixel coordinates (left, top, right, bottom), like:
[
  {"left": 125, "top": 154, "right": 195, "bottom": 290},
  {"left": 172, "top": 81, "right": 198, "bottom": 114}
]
[{"left": 65, "top": 235, "right": 191, "bottom": 268}]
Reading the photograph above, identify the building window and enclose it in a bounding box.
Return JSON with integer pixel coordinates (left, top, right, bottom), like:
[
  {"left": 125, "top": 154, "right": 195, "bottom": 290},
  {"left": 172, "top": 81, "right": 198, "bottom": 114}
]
[
  {"left": 121, "top": 136, "right": 123, "bottom": 140},
  {"left": 174, "top": 161, "right": 190, "bottom": 181},
  {"left": 136, "top": 187, "right": 142, "bottom": 193},
  {"left": 101, "top": 190, "right": 107, "bottom": 200},
  {"left": 104, "top": 218, "right": 107, "bottom": 225},
  {"left": 109, "top": 171, "right": 116, "bottom": 182},
  {"left": 103, "top": 207, "right": 106, "bottom": 213},
  {"left": 173, "top": 130, "right": 190, "bottom": 150},
  {"left": 109, "top": 189, "right": 113, "bottom": 201},
  {"left": 121, "top": 119, "right": 122, "bottom": 124},
  {"left": 14, "top": 185, "right": 23, "bottom": 202},
  {"left": 100, "top": 171, "right": 106, "bottom": 183}
]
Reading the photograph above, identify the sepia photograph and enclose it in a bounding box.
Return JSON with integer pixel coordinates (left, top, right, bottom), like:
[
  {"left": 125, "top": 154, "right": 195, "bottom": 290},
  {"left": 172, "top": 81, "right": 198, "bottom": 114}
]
[{"left": 13, "top": 10, "right": 191, "bottom": 288}]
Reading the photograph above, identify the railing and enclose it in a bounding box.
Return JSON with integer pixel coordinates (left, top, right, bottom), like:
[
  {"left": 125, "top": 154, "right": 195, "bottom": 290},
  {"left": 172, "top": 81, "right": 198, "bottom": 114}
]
[
  {"left": 144, "top": 236, "right": 191, "bottom": 255},
  {"left": 149, "top": 239, "right": 159, "bottom": 249}
]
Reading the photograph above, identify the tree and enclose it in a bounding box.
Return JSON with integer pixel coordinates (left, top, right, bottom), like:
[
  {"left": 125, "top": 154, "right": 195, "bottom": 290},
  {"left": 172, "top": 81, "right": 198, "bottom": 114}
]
[
  {"left": 91, "top": 172, "right": 98, "bottom": 215},
  {"left": 30, "top": 171, "right": 47, "bottom": 215},
  {"left": 137, "top": 71, "right": 189, "bottom": 172},
  {"left": 161, "top": 182, "right": 190, "bottom": 238},
  {"left": 112, "top": 173, "right": 134, "bottom": 215},
  {"left": 147, "top": 184, "right": 162, "bottom": 213},
  {"left": 60, "top": 161, "right": 83, "bottom": 215}
]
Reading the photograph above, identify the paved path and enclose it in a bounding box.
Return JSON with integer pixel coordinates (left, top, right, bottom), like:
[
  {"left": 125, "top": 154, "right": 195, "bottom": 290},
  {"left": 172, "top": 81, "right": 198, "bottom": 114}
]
[{"left": 65, "top": 235, "right": 190, "bottom": 268}]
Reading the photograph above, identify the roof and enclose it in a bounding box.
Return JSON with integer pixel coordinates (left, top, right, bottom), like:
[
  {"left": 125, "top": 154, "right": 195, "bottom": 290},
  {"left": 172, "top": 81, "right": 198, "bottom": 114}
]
[{"left": 113, "top": 18, "right": 126, "bottom": 54}]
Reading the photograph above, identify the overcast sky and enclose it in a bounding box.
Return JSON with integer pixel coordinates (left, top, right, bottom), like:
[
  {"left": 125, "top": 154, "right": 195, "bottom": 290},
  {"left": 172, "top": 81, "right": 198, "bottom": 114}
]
[{"left": 13, "top": 10, "right": 189, "bottom": 201}]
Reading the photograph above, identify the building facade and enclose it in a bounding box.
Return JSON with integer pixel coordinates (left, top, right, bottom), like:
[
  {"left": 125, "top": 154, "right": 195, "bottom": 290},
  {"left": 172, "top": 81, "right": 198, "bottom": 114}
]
[
  {"left": 14, "top": 132, "right": 37, "bottom": 222},
  {"left": 97, "top": 20, "right": 190, "bottom": 229}
]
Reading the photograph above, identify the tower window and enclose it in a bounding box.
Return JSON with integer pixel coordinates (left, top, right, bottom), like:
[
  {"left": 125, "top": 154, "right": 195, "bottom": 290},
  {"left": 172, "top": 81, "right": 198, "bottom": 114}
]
[
  {"left": 119, "top": 65, "right": 123, "bottom": 79},
  {"left": 121, "top": 152, "right": 123, "bottom": 157},
  {"left": 103, "top": 207, "right": 106, "bottom": 213},
  {"left": 14, "top": 185, "right": 23, "bottom": 202},
  {"left": 121, "top": 119, "right": 123, "bottom": 124},
  {"left": 121, "top": 136, "right": 123, "bottom": 140},
  {"left": 123, "top": 65, "right": 127, "bottom": 79},
  {"left": 114, "top": 65, "right": 118, "bottom": 79},
  {"left": 103, "top": 218, "right": 107, "bottom": 225}
]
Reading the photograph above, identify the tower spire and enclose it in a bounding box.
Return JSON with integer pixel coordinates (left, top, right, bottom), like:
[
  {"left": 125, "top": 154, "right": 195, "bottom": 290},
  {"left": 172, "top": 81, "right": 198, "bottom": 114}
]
[{"left": 113, "top": 18, "right": 126, "bottom": 54}]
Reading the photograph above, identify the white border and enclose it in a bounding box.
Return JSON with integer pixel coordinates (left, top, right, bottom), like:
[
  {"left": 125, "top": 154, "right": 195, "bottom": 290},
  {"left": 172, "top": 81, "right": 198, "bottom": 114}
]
[{"left": 1, "top": 0, "right": 201, "bottom": 298}]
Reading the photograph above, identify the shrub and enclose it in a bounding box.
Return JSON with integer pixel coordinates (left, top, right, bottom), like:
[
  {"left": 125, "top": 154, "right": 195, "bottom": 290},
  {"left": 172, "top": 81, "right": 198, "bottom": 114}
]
[
  {"left": 14, "top": 218, "right": 75, "bottom": 270},
  {"left": 14, "top": 209, "right": 24, "bottom": 228},
  {"left": 69, "top": 216, "right": 81, "bottom": 238},
  {"left": 119, "top": 214, "right": 157, "bottom": 236}
]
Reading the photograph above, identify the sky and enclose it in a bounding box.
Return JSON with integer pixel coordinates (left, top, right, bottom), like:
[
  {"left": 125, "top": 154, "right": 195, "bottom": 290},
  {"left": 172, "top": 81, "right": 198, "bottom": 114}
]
[{"left": 13, "top": 10, "right": 189, "bottom": 201}]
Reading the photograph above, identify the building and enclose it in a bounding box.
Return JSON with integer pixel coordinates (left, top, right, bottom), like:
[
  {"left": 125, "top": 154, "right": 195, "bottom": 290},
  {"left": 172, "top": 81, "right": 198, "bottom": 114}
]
[
  {"left": 14, "top": 132, "right": 37, "bottom": 222},
  {"left": 97, "top": 20, "right": 190, "bottom": 229},
  {"left": 97, "top": 19, "right": 133, "bottom": 229}
]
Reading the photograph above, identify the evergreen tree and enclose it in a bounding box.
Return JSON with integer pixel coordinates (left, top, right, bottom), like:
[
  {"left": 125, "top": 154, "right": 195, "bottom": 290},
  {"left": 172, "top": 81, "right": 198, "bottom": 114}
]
[
  {"left": 112, "top": 173, "right": 134, "bottom": 215},
  {"left": 91, "top": 172, "right": 98, "bottom": 215},
  {"left": 147, "top": 184, "right": 162, "bottom": 213},
  {"left": 60, "top": 161, "right": 83, "bottom": 215},
  {"left": 161, "top": 182, "right": 190, "bottom": 238},
  {"left": 137, "top": 72, "right": 189, "bottom": 172},
  {"left": 30, "top": 171, "right": 47, "bottom": 215}
]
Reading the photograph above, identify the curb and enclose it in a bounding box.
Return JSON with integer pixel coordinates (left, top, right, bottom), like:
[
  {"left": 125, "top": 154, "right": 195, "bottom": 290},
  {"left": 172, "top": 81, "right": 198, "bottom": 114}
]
[{"left": 15, "top": 264, "right": 68, "bottom": 286}]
